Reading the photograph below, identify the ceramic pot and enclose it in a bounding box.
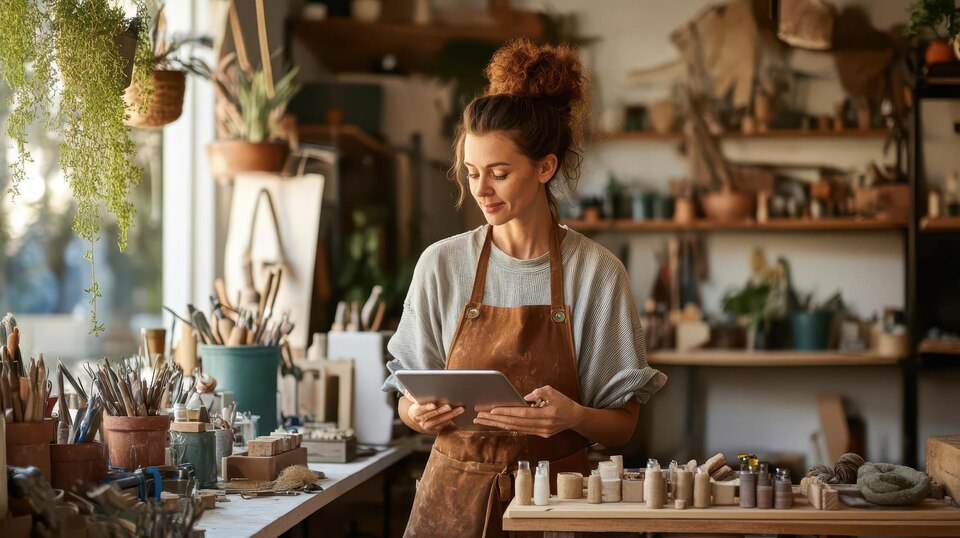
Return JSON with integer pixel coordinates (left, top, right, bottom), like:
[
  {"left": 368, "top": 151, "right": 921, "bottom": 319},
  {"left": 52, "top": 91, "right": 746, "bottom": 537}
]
[
  {"left": 207, "top": 140, "right": 290, "bottom": 181},
  {"left": 648, "top": 100, "right": 675, "bottom": 134},
  {"left": 50, "top": 442, "right": 108, "bottom": 493},
  {"left": 5, "top": 419, "right": 54, "bottom": 480},
  {"left": 103, "top": 415, "right": 170, "bottom": 470},
  {"left": 701, "top": 190, "right": 757, "bottom": 222},
  {"left": 791, "top": 310, "right": 834, "bottom": 350}
]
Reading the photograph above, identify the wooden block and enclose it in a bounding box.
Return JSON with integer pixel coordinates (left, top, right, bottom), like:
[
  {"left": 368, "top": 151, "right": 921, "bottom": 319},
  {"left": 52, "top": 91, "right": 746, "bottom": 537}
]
[
  {"left": 821, "top": 487, "right": 839, "bottom": 510},
  {"left": 160, "top": 491, "right": 179, "bottom": 511},
  {"left": 224, "top": 447, "right": 308, "bottom": 481},
  {"left": 622, "top": 478, "right": 644, "bottom": 503},
  {"left": 303, "top": 436, "right": 358, "bottom": 463},
  {"left": 170, "top": 421, "right": 207, "bottom": 433},
  {"left": 247, "top": 437, "right": 284, "bottom": 457},
  {"left": 927, "top": 436, "right": 960, "bottom": 502},
  {"left": 674, "top": 499, "right": 688, "bottom": 510},
  {"left": 710, "top": 465, "right": 734, "bottom": 481},
  {"left": 198, "top": 491, "right": 216, "bottom": 509},
  {"left": 676, "top": 320, "right": 710, "bottom": 351},
  {"left": 817, "top": 394, "right": 850, "bottom": 464},
  {"left": 809, "top": 482, "right": 824, "bottom": 509}
]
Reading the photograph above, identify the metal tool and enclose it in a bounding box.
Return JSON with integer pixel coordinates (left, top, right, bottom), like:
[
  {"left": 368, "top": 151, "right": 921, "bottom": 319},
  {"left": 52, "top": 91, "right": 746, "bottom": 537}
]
[{"left": 239, "top": 490, "right": 302, "bottom": 499}]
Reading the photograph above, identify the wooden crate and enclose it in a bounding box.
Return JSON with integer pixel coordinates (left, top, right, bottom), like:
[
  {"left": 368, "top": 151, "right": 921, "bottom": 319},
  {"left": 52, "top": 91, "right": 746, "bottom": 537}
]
[
  {"left": 224, "top": 447, "right": 308, "bottom": 481},
  {"left": 927, "top": 435, "right": 960, "bottom": 501},
  {"left": 303, "top": 436, "right": 358, "bottom": 463}
]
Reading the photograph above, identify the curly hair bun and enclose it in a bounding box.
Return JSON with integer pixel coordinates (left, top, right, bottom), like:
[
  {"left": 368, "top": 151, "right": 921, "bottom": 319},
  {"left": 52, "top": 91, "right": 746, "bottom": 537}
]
[{"left": 484, "top": 37, "right": 585, "bottom": 113}]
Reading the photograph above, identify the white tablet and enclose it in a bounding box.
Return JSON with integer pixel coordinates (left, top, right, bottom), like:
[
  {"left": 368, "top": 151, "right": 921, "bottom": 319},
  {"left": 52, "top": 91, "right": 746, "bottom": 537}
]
[{"left": 395, "top": 369, "right": 530, "bottom": 431}]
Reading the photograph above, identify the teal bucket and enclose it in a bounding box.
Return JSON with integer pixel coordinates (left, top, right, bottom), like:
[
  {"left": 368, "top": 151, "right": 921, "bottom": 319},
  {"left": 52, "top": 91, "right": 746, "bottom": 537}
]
[
  {"left": 200, "top": 345, "right": 280, "bottom": 435},
  {"left": 790, "top": 311, "right": 833, "bottom": 351}
]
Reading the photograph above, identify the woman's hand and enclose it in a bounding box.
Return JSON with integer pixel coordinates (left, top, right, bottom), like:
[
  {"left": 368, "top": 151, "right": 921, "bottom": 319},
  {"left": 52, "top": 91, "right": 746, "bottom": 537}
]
[
  {"left": 473, "top": 385, "right": 585, "bottom": 438},
  {"left": 406, "top": 396, "right": 464, "bottom": 435}
]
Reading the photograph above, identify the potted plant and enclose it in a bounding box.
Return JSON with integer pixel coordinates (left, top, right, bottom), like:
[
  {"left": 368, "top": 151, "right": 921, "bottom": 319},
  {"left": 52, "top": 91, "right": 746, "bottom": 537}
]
[
  {"left": 199, "top": 0, "right": 300, "bottom": 180},
  {"left": 124, "top": 4, "right": 209, "bottom": 128},
  {"left": 721, "top": 249, "right": 797, "bottom": 350},
  {"left": 905, "top": 0, "right": 960, "bottom": 64},
  {"left": 0, "top": 0, "right": 152, "bottom": 334},
  {"left": 790, "top": 291, "right": 843, "bottom": 351}
]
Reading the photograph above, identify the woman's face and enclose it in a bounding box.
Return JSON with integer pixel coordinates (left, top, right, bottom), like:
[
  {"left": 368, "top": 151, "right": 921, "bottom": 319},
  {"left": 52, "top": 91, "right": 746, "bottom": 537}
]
[{"left": 463, "top": 131, "right": 557, "bottom": 226}]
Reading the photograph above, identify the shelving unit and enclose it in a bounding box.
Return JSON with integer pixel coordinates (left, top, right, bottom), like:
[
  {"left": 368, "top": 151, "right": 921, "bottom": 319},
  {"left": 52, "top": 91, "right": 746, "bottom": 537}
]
[
  {"left": 595, "top": 129, "right": 889, "bottom": 143},
  {"left": 289, "top": 13, "right": 542, "bottom": 74},
  {"left": 563, "top": 217, "right": 908, "bottom": 233},
  {"left": 917, "top": 339, "right": 960, "bottom": 356},
  {"left": 919, "top": 216, "right": 960, "bottom": 232},
  {"left": 905, "top": 68, "right": 960, "bottom": 468},
  {"left": 647, "top": 350, "right": 903, "bottom": 367}
]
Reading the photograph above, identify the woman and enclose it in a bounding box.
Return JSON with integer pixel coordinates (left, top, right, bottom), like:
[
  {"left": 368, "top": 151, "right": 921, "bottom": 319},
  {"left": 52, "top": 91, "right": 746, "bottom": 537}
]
[{"left": 382, "top": 37, "right": 667, "bottom": 537}]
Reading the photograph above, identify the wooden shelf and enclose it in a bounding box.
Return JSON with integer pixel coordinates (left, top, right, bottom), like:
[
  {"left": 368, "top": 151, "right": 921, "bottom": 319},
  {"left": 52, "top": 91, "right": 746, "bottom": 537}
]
[
  {"left": 562, "top": 217, "right": 908, "bottom": 233},
  {"left": 918, "top": 339, "right": 960, "bottom": 355},
  {"left": 292, "top": 15, "right": 542, "bottom": 74},
  {"left": 594, "top": 129, "right": 889, "bottom": 143},
  {"left": 920, "top": 216, "right": 960, "bottom": 232},
  {"left": 647, "top": 350, "right": 903, "bottom": 367},
  {"left": 298, "top": 124, "right": 391, "bottom": 156}
]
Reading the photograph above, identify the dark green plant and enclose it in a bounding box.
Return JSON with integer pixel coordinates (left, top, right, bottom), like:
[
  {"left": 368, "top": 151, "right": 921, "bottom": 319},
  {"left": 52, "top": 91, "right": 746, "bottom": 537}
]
[
  {"left": 0, "top": 0, "right": 152, "bottom": 335},
  {"left": 905, "top": 0, "right": 960, "bottom": 40},
  {"left": 721, "top": 282, "right": 772, "bottom": 331}
]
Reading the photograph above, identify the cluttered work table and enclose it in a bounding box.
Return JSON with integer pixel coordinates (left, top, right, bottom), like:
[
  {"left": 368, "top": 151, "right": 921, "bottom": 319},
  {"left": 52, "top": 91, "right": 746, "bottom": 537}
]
[
  {"left": 198, "top": 438, "right": 413, "bottom": 538},
  {"left": 503, "top": 493, "right": 960, "bottom": 537}
]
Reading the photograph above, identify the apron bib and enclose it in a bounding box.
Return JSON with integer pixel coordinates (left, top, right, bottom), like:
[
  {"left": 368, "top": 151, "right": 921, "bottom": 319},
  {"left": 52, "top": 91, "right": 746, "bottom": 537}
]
[{"left": 404, "top": 223, "right": 589, "bottom": 538}]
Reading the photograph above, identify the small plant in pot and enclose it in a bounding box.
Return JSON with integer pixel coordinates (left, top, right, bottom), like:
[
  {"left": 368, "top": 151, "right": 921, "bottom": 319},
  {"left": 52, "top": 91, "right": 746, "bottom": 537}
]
[
  {"left": 124, "top": 4, "right": 210, "bottom": 129},
  {"left": 790, "top": 291, "right": 844, "bottom": 351},
  {"left": 905, "top": 0, "right": 960, "bottom": 64},
  {"left": 198, "top": 0, "right": 301, "bottom": 180},
  {"left": 721, "top": 248, "right": 797, "bottom": 350}
]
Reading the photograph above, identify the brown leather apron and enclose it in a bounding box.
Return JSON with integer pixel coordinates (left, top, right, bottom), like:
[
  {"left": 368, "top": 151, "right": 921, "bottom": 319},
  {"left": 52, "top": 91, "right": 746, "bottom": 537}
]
[{"left": 404, "top": 223, "right": 589, "bottom": 538}]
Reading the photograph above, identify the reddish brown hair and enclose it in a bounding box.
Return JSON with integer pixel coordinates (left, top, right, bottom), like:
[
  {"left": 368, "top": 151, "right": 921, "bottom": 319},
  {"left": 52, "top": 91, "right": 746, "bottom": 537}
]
[{"left": 450, "top": 37, "right": 589, "bottom": 217}]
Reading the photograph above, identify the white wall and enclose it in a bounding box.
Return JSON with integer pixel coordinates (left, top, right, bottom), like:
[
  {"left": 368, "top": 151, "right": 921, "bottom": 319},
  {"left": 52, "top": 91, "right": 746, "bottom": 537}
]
[{"left": 516, "top": 0, "right": 960, "bottom": 465}]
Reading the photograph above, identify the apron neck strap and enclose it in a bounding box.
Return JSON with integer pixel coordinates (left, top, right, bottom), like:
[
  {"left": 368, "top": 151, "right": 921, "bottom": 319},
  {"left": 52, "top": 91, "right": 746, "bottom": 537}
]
[{"left": 469, "top": 222, "right": 565, "bottom": 307}]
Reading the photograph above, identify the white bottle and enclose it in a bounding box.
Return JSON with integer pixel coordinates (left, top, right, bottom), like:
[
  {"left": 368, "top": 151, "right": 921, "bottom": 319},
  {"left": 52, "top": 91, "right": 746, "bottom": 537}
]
[
  {"left": 534, "top": 465, "right": 550, "bottom": 506},
  {"left": 307, "top": 333, "right": 326, "bottom": 361}
]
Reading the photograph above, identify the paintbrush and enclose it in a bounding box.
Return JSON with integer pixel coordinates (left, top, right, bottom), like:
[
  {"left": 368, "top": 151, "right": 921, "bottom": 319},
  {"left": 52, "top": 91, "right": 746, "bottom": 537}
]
[{"left": 57, "top": 364, "right": 72, "bottom": 427}]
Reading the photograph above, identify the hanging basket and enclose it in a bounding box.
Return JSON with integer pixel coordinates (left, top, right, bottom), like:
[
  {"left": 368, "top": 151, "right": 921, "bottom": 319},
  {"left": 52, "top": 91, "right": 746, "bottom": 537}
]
[
  {"left": 124, "top": 70, "right": 186, "bottom": 128},
  {"left": 207, "top": 140, "right": 290, "bottom": 181}
]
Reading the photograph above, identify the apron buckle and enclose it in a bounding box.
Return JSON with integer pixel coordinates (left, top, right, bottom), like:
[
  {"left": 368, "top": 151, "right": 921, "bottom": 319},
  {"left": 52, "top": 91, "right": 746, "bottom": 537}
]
[
  {"left": 552, "top": 310, "right": 566, "bottom": 322},
  {"left": 467, "top": 307, "right": 480, "bottom": 319}
]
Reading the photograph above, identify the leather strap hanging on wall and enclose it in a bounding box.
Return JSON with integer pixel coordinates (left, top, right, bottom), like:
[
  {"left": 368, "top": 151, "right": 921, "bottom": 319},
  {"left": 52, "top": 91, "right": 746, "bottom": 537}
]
[{"left": 241, "top": 188, "right": 288, "bottom": 307}]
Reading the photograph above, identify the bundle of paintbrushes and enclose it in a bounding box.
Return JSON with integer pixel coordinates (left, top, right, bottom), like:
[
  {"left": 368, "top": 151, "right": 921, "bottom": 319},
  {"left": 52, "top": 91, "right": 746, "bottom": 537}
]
[
  {"left": 1, "top": 347, "right": 51, "bottom": 423},
  {"left": 84, "top": 354, "right": 174, "bottom": 418},
  {"left": 164, "top": 267, "right": 295, "bottom": 348}
]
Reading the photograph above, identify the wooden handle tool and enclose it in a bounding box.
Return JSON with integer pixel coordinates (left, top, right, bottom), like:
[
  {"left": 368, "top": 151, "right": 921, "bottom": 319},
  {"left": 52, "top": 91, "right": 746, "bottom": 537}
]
[{"left": 214, "top": 278, "right": 235, "bottom": 320}]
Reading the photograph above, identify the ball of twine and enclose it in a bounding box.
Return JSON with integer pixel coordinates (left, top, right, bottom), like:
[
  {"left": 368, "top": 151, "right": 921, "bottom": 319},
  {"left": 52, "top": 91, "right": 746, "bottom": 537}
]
[{"left": 805, "top": 453, "right": 865, "bottom": 484}]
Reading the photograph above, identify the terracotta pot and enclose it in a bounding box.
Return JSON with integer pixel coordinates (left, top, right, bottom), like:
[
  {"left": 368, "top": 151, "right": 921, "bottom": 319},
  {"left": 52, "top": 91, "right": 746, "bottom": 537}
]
[
  {"left": 51, "top": 442, "right": 108, "bottom": 493},
  {"left": 5, "top": 419, "right": 53, "bottom": 479},
  {"left": 926, "top": 40, "right": 955, "bottom": 65},
  {"left": 207, "top": 140, "right": 290, "bottom": 181},
  {"left": 124, "top": 70, "right": 186, "bottom": 128},
  {"left": 701, "top": 190, "right": 757, "bottom": 222},
  {"left": 648, "top": 100, "right": 676, "bottom": 134},
  {"left": 103, "top": 415, "right": 170, "bottom": 471},
  {"left": 954, "top": 35, "right": 960, "bottom": 62}
]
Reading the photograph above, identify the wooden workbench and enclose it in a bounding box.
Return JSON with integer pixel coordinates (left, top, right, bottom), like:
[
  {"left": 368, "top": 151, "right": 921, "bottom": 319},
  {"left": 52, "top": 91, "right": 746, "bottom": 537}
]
[
  {"left": 503, "top": 494, "right": 960, "bottom": 537},
  {"left": 198, "top": 438, "right": 414, "bottom": 538}
]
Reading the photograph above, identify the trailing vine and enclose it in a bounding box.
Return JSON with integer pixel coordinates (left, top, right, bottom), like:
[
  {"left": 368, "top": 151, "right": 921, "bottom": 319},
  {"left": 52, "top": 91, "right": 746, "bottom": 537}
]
[{"left": 0, "top": 0, "right": 152, "bottom": 335}]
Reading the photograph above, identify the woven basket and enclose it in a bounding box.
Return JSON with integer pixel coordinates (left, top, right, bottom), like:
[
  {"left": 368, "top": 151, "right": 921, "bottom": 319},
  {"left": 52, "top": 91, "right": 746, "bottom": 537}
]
[{"left": 124, "top": 69, "right": 186, "bottom": 128}]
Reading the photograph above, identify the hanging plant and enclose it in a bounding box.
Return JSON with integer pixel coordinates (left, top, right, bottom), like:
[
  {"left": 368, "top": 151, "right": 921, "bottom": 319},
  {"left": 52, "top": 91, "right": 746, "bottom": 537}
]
[
  {"left": 124, "top": 4, "right": 210, "bottom": 128},
  {"left": 0, "top": 0, "right": 152, "bottom": 335}
]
